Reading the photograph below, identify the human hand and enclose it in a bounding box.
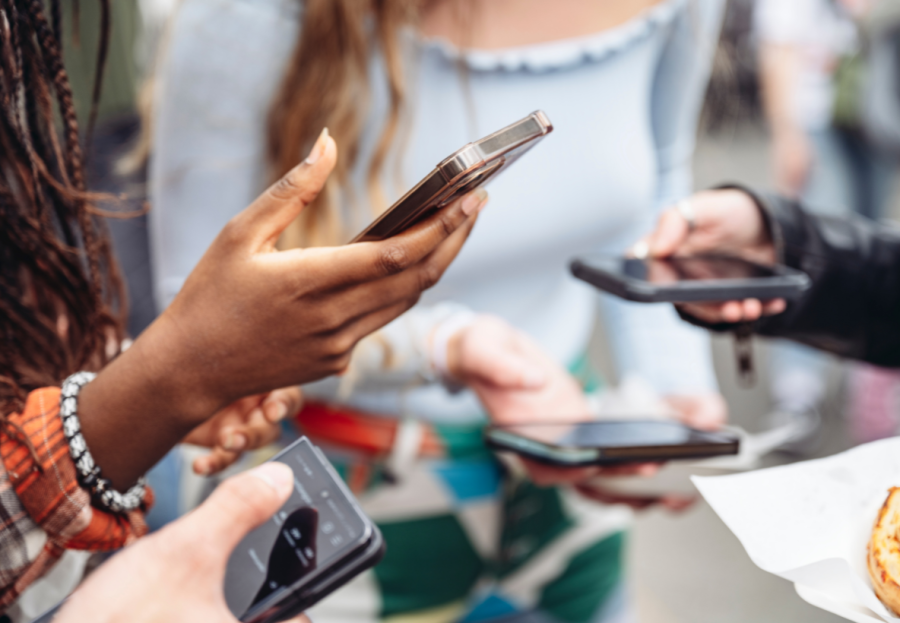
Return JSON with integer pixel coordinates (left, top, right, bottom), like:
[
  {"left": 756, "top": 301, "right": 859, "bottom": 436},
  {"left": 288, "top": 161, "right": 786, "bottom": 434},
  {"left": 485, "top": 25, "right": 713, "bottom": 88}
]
[
  {"left": 156, "top": 129, "right": 486, "bottom": 413},
  {"left": 56, "top": 462, "right": 308, "bottom": 623},
  {"left": 446, "top": 315, "right": 585, "bottom": 426},
  {"left": 569, "top": 392, "right": 724, "bottom": 513},
  {"left": 637, "top": 189, "right": 785, "bottom": 325},
  {"left": 662, "top": 392, "right": 728, "bottom": 431},
  {"left": 574, "top": 480, "right": 697, "bottom": 512},
  {"left": 184, "top": 387, "right": 303, "bottom": 476},
  {"left": 448, "top": 316, "right": 660, "bottom": 487},
  {"left": 80, "top": 129, "right": 487, "bottom": 488}
]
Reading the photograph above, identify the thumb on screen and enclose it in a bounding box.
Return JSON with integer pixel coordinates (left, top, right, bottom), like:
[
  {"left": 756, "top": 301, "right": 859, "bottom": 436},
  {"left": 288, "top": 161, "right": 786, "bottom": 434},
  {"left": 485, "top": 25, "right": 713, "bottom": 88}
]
[{"left": 178, "top": 462, "right": 294, "bottom": 563}]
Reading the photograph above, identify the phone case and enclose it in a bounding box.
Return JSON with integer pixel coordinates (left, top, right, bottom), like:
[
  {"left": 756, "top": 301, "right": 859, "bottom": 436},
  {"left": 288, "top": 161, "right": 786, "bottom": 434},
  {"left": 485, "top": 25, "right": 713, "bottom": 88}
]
[
  {"left": 484, "top": 424, "right": 740, "bottom": 468},
  {"left": 238, "top": 439, "right": 386, "bottom": 623},
  {"left": 569, "top": 255, "right": 811, "bottom": 303},
  {"left": 32, "top": 440, "right": 385, "bottom": 623},
  {"left": 350, "top": 111, "right": 553, "bottom": 243}
]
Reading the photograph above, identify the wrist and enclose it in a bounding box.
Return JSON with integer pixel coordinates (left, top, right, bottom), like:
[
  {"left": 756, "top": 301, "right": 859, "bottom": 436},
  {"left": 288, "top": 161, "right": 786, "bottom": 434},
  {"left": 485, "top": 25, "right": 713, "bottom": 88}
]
[
  {"left": 713, "top": 184, "right": 777, "bottom": 262},
  {"left": 130, "top": 313, "right": 225, "bottom": 424},
  {"left": 77, "top": 315, "right": 223, "bottom": 489}
]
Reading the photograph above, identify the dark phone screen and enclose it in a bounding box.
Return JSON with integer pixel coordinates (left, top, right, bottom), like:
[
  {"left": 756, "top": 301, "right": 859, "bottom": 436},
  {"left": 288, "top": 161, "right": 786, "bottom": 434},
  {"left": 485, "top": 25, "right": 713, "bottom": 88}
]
[
  {"left": 620, "top": 256, "right": 776, "bottom": 284},
  {"left": 223, "top": 439, "right": 368, "bottom": 618},
  {"left": 494, "top": 420, "right": 734, "bottom": 450}
]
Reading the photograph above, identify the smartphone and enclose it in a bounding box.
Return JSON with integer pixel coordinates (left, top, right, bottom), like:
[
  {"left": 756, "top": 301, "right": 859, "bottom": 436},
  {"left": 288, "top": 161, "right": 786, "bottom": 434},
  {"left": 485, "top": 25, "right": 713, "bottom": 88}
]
[
  {"left": 484, "top": 420, "right": 740, "bottom": 467},
  {"left": 224, "top": 437, "right": 384, "bottom": 623},
  {"left": 31, "top": 437, "right": 382, "bottom": 623},
  {"left": 569, "top": 254, "right": 810, "bottom": 303},
  {"left": 350, "top": 111, "right": 553, "bottom": 243}
]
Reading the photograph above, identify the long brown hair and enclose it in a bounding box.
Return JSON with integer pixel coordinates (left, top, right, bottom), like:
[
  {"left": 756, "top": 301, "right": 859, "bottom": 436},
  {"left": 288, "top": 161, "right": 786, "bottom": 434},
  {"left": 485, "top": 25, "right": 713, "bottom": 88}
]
[
  {"left": 0, "top": 0, "right": 124, "bottom": 416},
  {"left": 267, "top": 0, "right": 419, "bottom": 248}
]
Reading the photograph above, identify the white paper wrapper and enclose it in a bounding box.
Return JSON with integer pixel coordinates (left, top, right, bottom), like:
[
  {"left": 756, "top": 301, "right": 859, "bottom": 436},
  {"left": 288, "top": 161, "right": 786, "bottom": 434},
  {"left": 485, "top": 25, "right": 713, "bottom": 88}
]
[{"left": 693, "top": 438, "right": 900, "bottom": 622}]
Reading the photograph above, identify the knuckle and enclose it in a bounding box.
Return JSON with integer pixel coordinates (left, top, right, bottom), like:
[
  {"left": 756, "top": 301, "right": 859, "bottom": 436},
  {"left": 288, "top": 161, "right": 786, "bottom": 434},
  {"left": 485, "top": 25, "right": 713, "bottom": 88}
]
[
  {"left": 404, "top": 293, "right": 421, "bottom": 311},
  {"left": 217, "top": 477, "right": 273, "bottom": 520},
  {"left": 307, "top": 305, "right": 342, "bottom": 334},
  {"left": 378, "top": 244, "right": 412, "bottom": 276},
  {"left": 332, "top": 353, "right": 353, "bottom": 374},
  {"left": 435, "top": 210, "right": 457, "bottom": 238},
  {"left": 328, "top": 332, "right": 357, "bottom": 359},
  {"left": 270, "top": 169, "right": 303, "bottom": 201},
  {"left": 417, "top": 262, "right": 442, "bottom": 291}
]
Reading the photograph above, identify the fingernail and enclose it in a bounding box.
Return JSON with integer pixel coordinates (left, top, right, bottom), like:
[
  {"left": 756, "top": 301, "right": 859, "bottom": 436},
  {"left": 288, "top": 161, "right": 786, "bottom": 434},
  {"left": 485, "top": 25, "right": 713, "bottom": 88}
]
[
  {"left": 461, "top": 189, "right": 488, "bottom": 216},
  {"left": 222, "top": 432, "right": 247, "bottom": 452},
  {"left": 631, "top": 240, "right": 649, "bottom": 259},
  {"left": 304, "top": 127, "right": 329, "bottom": 165},
  {"left": 194, "top": 459, "right": 211, "bottom": 476},
  {"left": 266, "top": 401, "right": 289, "bottom": 423},
  {"left": 250, "top": 462, "right": 294, "bottom": 497}
]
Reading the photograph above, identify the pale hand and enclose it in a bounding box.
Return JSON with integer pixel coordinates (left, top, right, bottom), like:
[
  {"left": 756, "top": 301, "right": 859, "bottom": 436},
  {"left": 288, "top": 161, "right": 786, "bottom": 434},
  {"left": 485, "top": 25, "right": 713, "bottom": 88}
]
[
  {"left": 56, "top": 463, "right": 309, "bottom": 623},
  {"left": 446, "top": 316, "right": 661, "bottom": 491},
  {"left": 639, "top": 189, "right": 785, "bottom": 324}
]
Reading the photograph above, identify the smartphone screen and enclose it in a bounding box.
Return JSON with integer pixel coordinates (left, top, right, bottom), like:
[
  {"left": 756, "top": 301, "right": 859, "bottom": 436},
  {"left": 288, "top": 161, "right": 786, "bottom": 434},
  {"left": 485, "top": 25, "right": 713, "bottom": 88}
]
[
  {"left": 224, "top": 439, "right": 370, "bottom": 618},
  {"left": 620, "top": 256, "right": 777, "bottom": 284}
]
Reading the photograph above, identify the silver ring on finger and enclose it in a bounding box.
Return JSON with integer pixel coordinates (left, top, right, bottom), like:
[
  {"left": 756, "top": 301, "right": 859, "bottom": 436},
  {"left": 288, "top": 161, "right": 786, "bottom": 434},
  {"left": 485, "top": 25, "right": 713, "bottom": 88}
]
[{"left": 676, "top": 199, "right": 696, "bottom": 234}]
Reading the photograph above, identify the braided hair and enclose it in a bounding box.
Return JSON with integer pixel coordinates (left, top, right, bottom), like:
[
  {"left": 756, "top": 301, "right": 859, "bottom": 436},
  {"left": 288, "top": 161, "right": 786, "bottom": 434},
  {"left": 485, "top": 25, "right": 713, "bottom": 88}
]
[{"left": 0, "top": 0, "right": 124, "bottom": 417}]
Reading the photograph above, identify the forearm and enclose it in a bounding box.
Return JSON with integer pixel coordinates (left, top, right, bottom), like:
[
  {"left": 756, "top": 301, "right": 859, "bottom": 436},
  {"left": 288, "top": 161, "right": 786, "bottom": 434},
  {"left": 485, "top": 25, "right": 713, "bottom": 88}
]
[
  {"left": 753, "top": 193, "right": 900, "bottom": 365},
  {"left": 78, "top": 315, "right": 217, "bottom": 490}
]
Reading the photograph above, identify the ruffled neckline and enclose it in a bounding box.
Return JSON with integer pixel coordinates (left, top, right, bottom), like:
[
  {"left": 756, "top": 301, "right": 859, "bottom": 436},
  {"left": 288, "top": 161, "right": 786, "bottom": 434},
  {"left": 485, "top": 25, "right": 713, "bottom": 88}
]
[{"left": 418, "top": 0, "right": 684, "bottom": 72}]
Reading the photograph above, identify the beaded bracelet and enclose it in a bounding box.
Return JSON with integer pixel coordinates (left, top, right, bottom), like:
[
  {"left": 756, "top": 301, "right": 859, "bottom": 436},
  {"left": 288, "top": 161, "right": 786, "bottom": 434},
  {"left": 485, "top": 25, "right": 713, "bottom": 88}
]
[{"left": 60, "top": 372, "right": 147, "bottom": 513}]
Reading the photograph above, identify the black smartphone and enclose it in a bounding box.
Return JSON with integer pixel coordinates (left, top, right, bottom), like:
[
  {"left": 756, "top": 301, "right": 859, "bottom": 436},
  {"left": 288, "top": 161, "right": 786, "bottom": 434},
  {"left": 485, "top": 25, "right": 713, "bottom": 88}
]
[
  {"left": 31, "top": 437, "right": 382, "bottom": 623},
  {"left": 224, "top": 437, "right": 384, "bottom": 623},
  {"left": 350, "top": 111, "right": 553, "bottom": 243},
  {"left": 569, "top": 254, "right": 810, "bottom": 303},
  {"left": 484, "top": 420, "right": 739, "bottom": 467}
]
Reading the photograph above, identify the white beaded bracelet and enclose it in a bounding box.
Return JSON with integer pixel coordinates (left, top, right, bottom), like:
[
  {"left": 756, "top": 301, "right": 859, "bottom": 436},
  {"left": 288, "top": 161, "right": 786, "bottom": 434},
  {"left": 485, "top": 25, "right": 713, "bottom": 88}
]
[{"left": 60, "top": 372, "right": 147, "bottom": 513}]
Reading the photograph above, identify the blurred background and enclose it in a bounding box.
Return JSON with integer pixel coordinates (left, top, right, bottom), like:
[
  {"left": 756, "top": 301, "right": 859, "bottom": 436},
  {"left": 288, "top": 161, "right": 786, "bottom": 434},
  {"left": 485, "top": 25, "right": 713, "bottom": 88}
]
[{"left": 71, "top": 1, "right": 900, "bottom": 621}]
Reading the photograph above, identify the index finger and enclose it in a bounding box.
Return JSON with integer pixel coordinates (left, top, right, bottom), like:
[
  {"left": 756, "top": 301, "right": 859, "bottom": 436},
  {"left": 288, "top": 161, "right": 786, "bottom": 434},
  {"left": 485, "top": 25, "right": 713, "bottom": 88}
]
[{"left": 312, "top": 189, "right": 488, "bottom": 287}]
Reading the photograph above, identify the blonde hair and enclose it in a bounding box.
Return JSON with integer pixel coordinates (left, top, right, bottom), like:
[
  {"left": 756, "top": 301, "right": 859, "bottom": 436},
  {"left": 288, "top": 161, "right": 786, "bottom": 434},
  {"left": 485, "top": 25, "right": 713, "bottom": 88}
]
[{"left": 268, "top": 0, "right": 420, "bottom": 248}]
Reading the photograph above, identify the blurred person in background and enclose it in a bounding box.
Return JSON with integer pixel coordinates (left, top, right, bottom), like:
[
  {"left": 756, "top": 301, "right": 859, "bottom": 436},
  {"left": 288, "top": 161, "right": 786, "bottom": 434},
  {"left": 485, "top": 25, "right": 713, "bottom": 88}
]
[
  {"left": 755, "top": 0, "right": 900, "bottom": 449},
  {"left": 151, "top": 1, "right": 728, "bottom": 622}
]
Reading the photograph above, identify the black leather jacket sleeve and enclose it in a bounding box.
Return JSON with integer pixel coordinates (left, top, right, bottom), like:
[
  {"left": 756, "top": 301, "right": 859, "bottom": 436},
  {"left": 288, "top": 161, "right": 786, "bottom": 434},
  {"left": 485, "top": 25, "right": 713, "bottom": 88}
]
[{"left": 689, "top": 188, "right": 900, "bottom": 366}]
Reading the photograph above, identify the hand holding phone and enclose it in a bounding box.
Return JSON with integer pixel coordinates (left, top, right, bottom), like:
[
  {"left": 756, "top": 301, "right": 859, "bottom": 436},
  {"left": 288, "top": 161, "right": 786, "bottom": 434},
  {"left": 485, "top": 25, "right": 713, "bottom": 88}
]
[
  {"left": 224, "top": 438, "right": 384, "bottom": 623},
  {"left": 53, "top": 463, "right": 308, "bottom": 623},
  {"left": 570, "top": 254, "right": 810, "bottom": 304},
  {"left": 628, "top": 189, "right": 793, "bottom": 323}
]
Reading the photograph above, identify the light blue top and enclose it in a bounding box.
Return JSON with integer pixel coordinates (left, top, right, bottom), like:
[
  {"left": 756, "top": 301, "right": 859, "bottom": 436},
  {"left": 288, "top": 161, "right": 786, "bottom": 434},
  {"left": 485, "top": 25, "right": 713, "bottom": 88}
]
[{"left": 150, "top": 0, "right": 723, "bottom": 423}]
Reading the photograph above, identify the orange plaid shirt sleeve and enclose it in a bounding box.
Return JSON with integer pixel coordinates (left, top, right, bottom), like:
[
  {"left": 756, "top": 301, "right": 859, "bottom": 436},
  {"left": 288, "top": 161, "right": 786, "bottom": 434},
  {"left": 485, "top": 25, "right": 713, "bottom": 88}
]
[{"left": 0, "top": 387, "right": 152, "bottom": 610}]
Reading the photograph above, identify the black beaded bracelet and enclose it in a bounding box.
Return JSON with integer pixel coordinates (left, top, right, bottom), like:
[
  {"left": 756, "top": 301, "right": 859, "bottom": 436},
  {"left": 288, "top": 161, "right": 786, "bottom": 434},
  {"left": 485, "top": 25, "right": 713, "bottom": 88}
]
[{"left": 60, "top": 372, "right": 147, "bottom": 513}]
